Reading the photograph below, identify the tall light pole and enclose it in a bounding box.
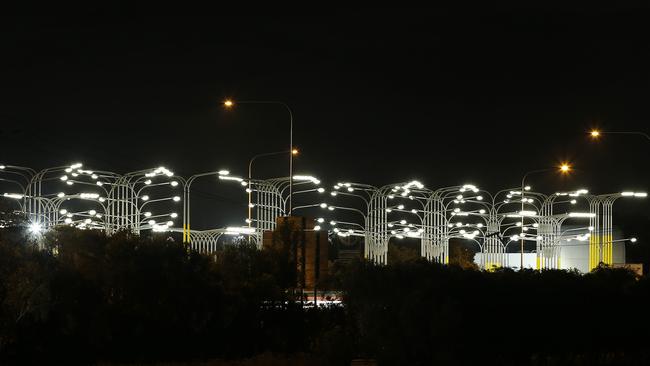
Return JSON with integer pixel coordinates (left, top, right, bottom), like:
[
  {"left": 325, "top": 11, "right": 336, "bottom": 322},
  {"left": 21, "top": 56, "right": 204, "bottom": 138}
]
[
  {"left": 223, "top": 100, "right": 296, "bottom": 215},
  {"left": 519, "top": 163, "right": 571, "bottom": 270},
  {"left": 247, "top": 149, "right": 298, "bottom": 226}
]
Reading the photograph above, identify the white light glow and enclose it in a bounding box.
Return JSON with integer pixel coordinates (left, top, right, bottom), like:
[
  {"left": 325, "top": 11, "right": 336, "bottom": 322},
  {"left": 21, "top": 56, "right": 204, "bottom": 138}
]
[
  {"left": 219, "top": 176, "right": 243, "bottom": 182},
  {"left": 293, "top": 175, "right": 320, "bottom": 184},
  {"left": 173, "top": 196, "right": 181, "bottom": 202},
  {"left": 568, "top": 212, "right": 596, "bottom": 218},
  {"left": 226, "top": 226, "right": 255, "bottom": 234},
  {"left": 3, "top": 193, "right": 23, "bottom": 199},
  {"left": 28, "top": 222, "right": 42, "bottom": 233}
]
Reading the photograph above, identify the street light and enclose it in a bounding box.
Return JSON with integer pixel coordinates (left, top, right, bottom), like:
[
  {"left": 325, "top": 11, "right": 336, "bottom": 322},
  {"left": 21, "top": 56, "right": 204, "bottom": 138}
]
[
  {"left": 223, "top": 99, "right": 295, "bottom": 215},
  {"left": 247, "top": 149, "right": 299, "bottom": 226},
  {"left": 588, "top": 129, "right": 650, "bottom": 141},
  {"left": 519, "top": 164, "right": 572, "bottom": 270}
]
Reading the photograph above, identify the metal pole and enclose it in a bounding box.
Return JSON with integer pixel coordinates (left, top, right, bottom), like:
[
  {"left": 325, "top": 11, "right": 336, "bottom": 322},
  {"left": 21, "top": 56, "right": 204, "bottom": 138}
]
[
  {"left": 288, "top": 107, "right": 294, "bottom": 216},
  {"left": 521, "top": 176, "right": 525, "bottom": 270}
]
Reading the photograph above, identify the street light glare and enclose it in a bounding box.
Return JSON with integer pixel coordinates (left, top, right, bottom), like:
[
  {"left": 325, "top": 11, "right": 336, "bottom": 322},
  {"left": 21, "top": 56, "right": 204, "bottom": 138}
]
[
  {"left": 590, "top": 130, "right": 600, "bottom": 138},
  {"left": 292, "top": 148, "right": 299, "bottom": 155},
  {"left": 223, "top": 99, "right": 234, "bottom": 107},
  {"left": 559, "top": 163, "right": 571, "bottom": 173}
]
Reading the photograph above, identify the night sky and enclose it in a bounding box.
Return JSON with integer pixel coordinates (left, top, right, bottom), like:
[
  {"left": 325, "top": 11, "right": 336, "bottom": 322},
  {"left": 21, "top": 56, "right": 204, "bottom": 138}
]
[{"left": 1, "top": 7, "right": 649, "bottom": 232}]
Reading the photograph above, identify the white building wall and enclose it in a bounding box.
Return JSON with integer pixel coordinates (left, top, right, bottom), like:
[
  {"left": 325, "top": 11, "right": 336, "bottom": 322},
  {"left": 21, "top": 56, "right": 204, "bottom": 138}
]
[{"left": 474, "top": 240, "right": 626, "bottom": 273}]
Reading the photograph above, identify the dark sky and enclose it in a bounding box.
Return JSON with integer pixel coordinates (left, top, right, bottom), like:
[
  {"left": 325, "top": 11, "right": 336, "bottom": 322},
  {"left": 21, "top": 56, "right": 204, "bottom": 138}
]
[{"left": 1, "top": 7, "right": 649, "bottom": 231}]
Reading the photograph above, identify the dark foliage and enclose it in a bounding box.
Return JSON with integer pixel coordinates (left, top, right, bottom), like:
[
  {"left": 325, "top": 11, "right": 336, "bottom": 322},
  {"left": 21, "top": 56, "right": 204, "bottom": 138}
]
[{"left": 1, "top": 227, "right": 650, "bottom": 365}]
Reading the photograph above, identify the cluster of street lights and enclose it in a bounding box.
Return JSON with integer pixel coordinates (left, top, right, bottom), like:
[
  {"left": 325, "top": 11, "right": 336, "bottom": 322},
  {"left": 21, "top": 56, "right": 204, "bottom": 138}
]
[{"left": 2, "top": 102, "right": 647, "bottom": 270}]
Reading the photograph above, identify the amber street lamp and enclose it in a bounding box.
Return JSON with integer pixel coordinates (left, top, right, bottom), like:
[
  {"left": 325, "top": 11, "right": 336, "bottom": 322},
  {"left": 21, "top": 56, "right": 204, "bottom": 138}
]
[
  {"left": 589, "top": 129, "right": 650, "bottom": 141},
  {"left": 518, "top": 163, "right": 571, "bottom": 270},
  {"left": 224, "top": 99, "right": 296, "bottom": 215}
]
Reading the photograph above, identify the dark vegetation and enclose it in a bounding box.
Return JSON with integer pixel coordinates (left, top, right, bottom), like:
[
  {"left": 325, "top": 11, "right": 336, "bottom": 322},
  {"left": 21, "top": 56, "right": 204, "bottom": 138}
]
[{"left": 1, "top": 225, "right": 650, "bottom": 365}]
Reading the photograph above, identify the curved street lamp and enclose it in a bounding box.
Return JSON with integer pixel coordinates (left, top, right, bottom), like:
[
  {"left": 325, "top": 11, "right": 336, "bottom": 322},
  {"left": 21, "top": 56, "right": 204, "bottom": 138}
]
[
  {"left": 589, "top": 130, "right": 650, "bottom": 141},
  {"left": 519, "top": 163, "right": 571, "bottom": 269},
  {"left": 224, "top": 100, "right": 296, "bottom": 215}
]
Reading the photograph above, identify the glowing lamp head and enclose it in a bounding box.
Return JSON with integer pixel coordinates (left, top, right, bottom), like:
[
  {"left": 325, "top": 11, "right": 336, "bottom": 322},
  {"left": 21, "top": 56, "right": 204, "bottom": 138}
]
[
  {"left": 631, "top": 237, "right": 638, "bottom": 243},
  {"left": 590, "top": 130, "right": 600, "bottom": 138},
  {"left": 28, "top": 222, "right": 42, "bottom": 234},
  {"left": 291, "top": 148, "right": 299, "bottom": 155},
  {"left": 560, "top": 164, "right": 571, "bottom": 173},
  {"left": 173, "top": 196, "right": 181, "bottom": 202},
  {"left": 223, "top": 99, "right": 234, "bottom": 107}
]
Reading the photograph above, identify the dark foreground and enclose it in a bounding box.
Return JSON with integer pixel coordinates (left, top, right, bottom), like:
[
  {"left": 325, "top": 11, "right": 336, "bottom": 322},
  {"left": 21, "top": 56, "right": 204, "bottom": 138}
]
[{"left": 2, "top": 227, "right": 650, "bottom": 365}]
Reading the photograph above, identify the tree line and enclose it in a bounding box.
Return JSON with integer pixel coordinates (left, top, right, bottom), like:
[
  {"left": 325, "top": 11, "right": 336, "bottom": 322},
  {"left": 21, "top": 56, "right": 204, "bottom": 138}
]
[{"left": 1, "top": 224, "right": 650, "bottom": 365}]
